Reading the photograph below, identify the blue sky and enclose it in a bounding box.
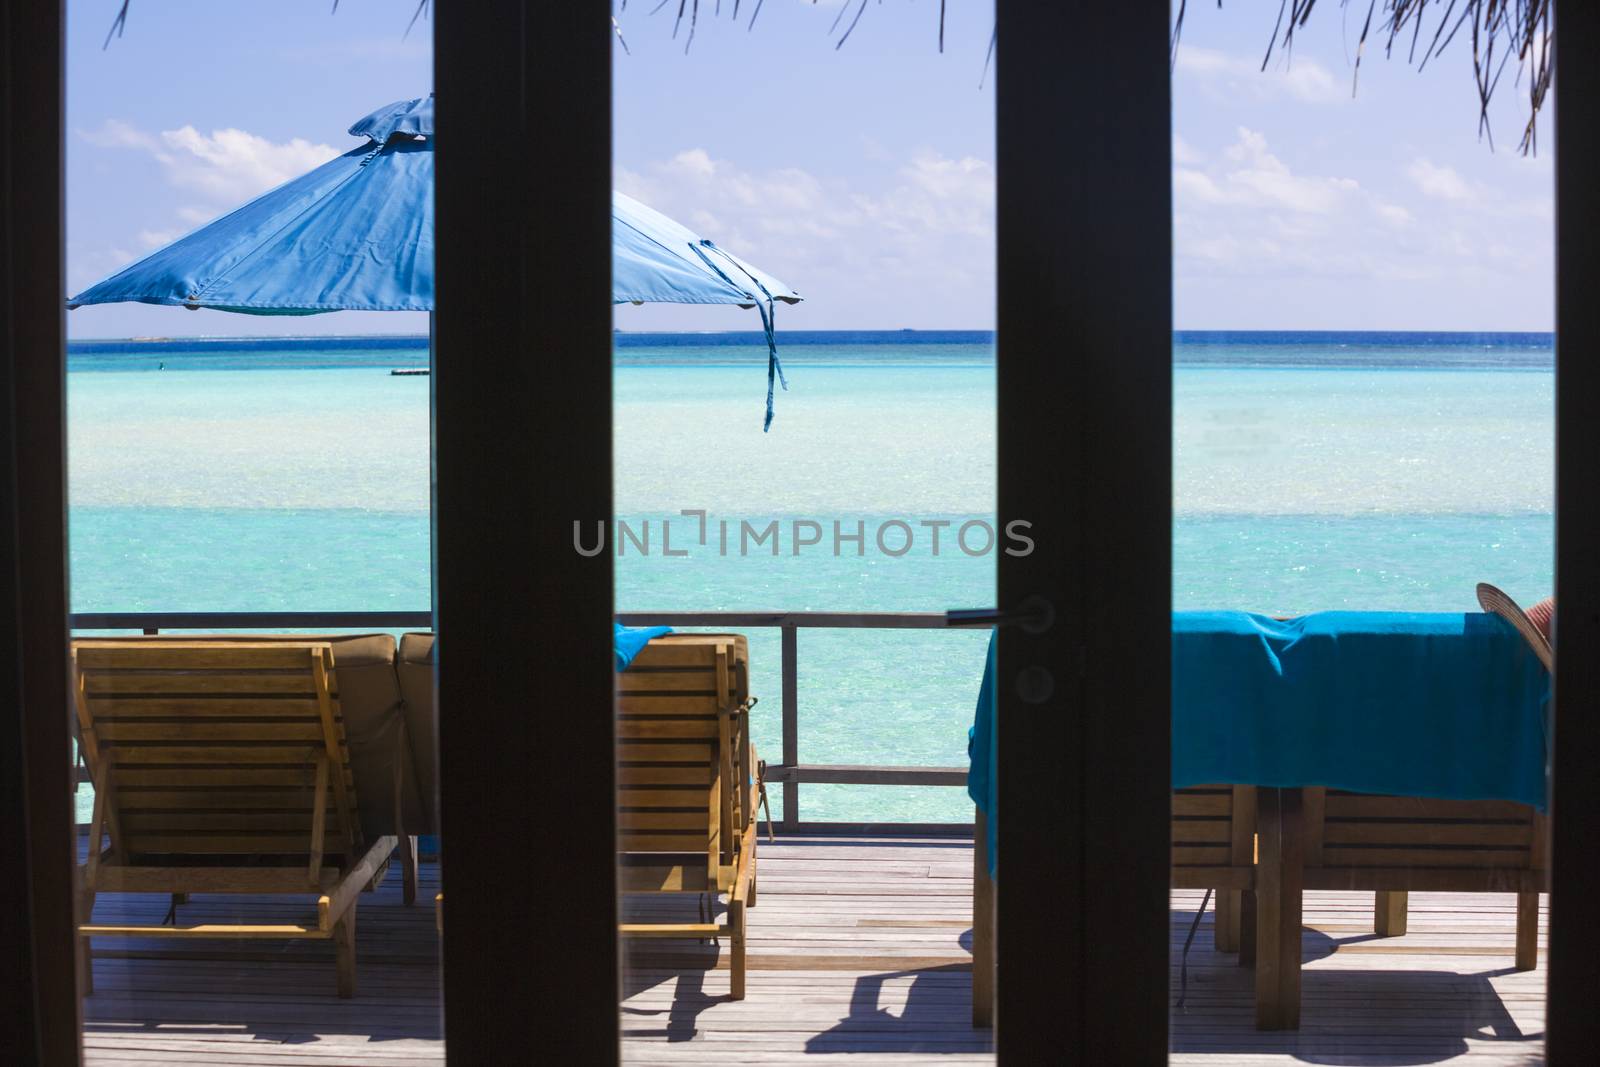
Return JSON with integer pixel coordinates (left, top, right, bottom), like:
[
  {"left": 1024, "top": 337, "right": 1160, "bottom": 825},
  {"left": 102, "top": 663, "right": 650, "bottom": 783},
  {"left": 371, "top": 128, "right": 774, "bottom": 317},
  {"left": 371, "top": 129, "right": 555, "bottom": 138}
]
[{"left": 66, "top": 1, "right": 1553, "bottom": 338}]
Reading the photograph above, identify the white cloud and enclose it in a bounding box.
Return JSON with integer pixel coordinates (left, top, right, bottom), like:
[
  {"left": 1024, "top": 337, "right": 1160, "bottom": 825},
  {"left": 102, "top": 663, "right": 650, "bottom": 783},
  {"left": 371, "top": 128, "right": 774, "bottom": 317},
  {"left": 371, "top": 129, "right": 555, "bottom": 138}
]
[
  {"left": 136, "top": 228, "right": 182, "bottom": 249},
  {"left": 1406, "top": 158, "right": 1475, "bottom": 201},
  {"left": 1175, "top": 128, "right": 1358, "bottom": 215},
  {"left": 81, "top": 119, "right": 340, "bottom": 205},
  {"left": 614, "top": 146, "right": 994, "bottom": 326},
  {"left": 1374, "top": 201, "right": 1414, "bottom": 228},
  {"left": 1176, "top": 47, "right": 1345, "bottom": 103},
  {"left": 1173, "top": 127, "right": 1554, "bottom": 313},
  {"left": 1173, "top": 135, "right": 1202, "bottom": 165}
]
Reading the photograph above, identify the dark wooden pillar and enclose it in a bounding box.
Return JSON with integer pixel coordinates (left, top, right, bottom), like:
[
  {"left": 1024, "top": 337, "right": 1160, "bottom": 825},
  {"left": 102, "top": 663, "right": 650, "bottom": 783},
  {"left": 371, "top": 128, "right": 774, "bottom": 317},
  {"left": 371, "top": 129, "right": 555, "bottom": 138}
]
[
  {"left": 994, "top": 2, "right": 1173, "bottom": 1060},
  {"left": 0, "top": 1, "right": 83, "bottom": 1063},
  {"left": 1548, "top": 1, "right": 1600, "bottom": 1059},
  {"left": 433, "top": 1, "right": 618, "bottom": 1062}
]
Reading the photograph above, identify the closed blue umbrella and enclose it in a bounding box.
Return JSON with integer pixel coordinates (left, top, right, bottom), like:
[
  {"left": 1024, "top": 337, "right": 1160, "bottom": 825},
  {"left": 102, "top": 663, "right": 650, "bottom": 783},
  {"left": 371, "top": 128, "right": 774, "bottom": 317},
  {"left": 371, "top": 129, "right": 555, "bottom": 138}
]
[{"left": 69, "top": 95, "right": 802, "bottom": 426}]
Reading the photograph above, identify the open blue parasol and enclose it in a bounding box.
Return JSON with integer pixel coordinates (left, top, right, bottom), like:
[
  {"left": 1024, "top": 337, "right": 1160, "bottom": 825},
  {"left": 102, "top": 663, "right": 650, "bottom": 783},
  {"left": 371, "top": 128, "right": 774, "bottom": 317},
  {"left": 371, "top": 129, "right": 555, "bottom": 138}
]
[{"left": 68, "top": 95, "right": 802, "bottom": 427}]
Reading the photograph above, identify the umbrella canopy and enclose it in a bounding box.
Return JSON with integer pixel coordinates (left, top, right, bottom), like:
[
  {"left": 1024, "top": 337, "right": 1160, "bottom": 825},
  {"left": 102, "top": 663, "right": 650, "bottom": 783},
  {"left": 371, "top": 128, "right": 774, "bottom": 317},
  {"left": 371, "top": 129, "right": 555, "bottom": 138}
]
[{"left": 69, "top": 95, "right": 801, "bottom": 426}]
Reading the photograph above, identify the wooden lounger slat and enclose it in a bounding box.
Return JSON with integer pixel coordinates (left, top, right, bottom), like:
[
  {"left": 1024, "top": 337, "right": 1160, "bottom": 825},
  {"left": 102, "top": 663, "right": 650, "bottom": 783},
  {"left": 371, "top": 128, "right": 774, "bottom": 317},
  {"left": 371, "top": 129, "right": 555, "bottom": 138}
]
[
  {"left": 618, "top": 832, "right": 717, "bottom": 851},
  {"left": 81, "top": 923, "right": 327, "bottom": 939},
  {"left": 618, "top": 810, "right": 708, "bottom": 830},
  {"left": 1170, "top": 820, "right": 1233, "bottom": 844},
  {"left": 121, "top": 812, "right": 340, "bottom": 832},
  {"left": 616, "top": 718, "right": 719, "bottom": 740},
  {"left": 617, "top": 789, "right": 714, "bottom": 810},
  {"left": 1171, "top": 845, "right": 1233, "bottom": 866},
  {"left": 1318, "top": 845, "right": 1534, "bottom": 868},
  {"left": 1171, "top": 792, "right": 1233, "bottom": 816},
  {"left": 76, "top": 646, "right": 320, "bottom": 670},
  {"left": 1321, "top": 820, "right": 1535, "bottom": 847},
  {"left": 616, "top": 696, "right": 729, "bottom": 714},
  {"left": 619, "top": 923, "right": 722, "bottom": 937},
  {"left": 113, "top": 767, "right": 338, "bottom": 787},
  {"left": 118, "top": 789, "right": 326, "bottom": 809},
  {"left": 83, "top": 673, "right": 318, "bottom": 695},
  {"left": 121, "top": 833, "right": 354, "bottom": 853},
  {"left": 101, "top": 744, "right": 326, "bottom": 764},
  {"left": 616, "top": 672, "right": 720, "bottom": 694},
  {"left": 627, "top": 644, "right": 744, "bottom": 668},
  {"left": 95, "top": 721, "right": 327, "bottom": 742},
  {"left": 617, "top": 742, "right": 713, "bottom": 763},
  {"left": 617, "top": 765, "right": 711, "bottom": 787},
  {"left": 1322, "top": 793, "right": 1533, "bottom": 821}
]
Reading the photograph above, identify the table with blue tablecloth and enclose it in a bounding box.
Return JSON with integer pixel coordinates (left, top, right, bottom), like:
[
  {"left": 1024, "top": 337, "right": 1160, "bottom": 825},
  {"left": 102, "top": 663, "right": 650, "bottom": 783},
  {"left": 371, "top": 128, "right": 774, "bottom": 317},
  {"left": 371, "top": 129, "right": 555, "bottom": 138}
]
[
  {"left": 969, "top": 611, "right": 1550, "bottom": 873},
  {"left": 965, "top": 610, "right": 1551, "bottom": 1029}
]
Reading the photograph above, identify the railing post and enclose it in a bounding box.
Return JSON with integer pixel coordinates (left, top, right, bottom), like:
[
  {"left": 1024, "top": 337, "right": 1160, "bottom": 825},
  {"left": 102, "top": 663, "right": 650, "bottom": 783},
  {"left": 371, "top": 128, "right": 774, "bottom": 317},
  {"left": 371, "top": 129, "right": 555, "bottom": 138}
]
[{"left": 781, "top": 622, "right": 798, "bottom": 833}]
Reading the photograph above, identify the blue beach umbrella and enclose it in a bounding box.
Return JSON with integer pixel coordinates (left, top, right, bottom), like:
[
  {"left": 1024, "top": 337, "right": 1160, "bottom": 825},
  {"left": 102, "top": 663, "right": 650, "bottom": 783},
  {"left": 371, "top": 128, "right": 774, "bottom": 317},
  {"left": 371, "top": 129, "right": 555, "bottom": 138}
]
[{"left": 69, "top": 95, "right": 802, "bottom": 427}]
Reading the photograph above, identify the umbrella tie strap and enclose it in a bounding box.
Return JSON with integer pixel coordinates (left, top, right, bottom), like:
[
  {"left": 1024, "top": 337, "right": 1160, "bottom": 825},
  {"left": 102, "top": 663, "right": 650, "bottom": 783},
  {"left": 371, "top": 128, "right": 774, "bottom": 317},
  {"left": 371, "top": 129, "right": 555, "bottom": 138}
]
[
  {"left": 694, "top": 240, "right": 788, "bottom": 431},
  {"left": 756, "top": 298, "right": 787, "bottom": 432}
]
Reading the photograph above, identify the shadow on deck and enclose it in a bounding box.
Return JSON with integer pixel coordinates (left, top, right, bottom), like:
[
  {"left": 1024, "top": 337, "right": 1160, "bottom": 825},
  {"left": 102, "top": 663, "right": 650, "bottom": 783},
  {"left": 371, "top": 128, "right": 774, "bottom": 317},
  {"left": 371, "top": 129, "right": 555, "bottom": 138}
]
[{"left": 79, "top": 837, "right": 1546, "bottom": 1065}]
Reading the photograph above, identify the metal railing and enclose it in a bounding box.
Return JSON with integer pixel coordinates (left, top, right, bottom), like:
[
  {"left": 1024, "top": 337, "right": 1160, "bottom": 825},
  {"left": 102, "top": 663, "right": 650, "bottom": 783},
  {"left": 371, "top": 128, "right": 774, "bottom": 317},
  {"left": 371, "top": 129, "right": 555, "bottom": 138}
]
[{"left": 70, "top": 609, "right": 978, "bottom": 835}]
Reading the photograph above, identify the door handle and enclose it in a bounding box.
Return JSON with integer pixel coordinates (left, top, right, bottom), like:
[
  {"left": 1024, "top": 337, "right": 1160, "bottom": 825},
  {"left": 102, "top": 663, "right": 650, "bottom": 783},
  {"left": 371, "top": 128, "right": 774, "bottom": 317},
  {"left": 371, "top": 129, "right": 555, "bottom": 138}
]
[{"left": 945, "top": 594, "right": 1055, "bottom": 635}]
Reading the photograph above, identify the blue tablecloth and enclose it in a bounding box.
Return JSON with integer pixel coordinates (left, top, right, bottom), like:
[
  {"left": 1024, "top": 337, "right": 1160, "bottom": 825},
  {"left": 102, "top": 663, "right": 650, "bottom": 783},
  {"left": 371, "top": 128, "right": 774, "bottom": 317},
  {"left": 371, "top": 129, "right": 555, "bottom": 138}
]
[{"left": 968, "top": 611, "right": 1551, "bottom": 875}]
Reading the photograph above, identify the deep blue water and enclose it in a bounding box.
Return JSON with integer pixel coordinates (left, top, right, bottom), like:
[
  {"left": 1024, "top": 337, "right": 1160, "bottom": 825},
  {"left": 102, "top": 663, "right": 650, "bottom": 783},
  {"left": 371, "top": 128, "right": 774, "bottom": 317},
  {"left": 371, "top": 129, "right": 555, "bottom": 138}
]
[{"left": 67, "top": 329, "right": 1556, "bottom": 372}]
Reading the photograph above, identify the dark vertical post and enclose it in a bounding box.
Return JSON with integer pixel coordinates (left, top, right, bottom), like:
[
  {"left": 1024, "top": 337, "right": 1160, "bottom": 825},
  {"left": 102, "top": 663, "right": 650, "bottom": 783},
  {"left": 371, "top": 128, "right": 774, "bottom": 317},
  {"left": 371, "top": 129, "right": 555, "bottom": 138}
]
[
  {"left": 994, "top": 3, "right": 1172, "bottom": 1061},
  {"left": 1548, "top": 2, "right": 1600, "bottom": 1058},
  {"left": 781, "top": 622, "right": 799, "bottom": 831},
  {"left": 0, "top": 2, "right": 82, "bottom": 1064},
  {"left": 434, "top": 2, "right": 618, "bottom": 1063}
]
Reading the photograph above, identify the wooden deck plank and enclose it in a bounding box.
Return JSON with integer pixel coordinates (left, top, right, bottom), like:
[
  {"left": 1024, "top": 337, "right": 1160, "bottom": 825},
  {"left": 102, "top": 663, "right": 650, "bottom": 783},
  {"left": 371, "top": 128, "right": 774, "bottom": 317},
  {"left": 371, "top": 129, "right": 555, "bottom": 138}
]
[{"left": 79, "top": 836, "right": 1547, "bottom": 1065}]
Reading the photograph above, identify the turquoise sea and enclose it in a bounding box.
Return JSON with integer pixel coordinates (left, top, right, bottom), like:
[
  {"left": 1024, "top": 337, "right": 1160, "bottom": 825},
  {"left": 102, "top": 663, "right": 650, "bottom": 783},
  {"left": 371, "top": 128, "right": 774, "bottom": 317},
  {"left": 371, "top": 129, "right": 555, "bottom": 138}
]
[{"left": 68, "top": 331, "right": 1554, "bottom": 823}]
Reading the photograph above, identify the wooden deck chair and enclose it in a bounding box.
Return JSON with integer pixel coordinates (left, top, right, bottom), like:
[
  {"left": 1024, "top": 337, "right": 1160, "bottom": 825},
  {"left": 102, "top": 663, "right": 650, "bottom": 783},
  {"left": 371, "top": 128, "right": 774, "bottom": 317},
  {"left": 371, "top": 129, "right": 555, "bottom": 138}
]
[
  {"left": 616, "top": 634, "right": 762, "bottom": 999},
  {"left": 971, "top": 784, "right": 1258, "bottom": 1027},
  {"left": 72, "top": 641, "right": 398, "bottom": 998}
]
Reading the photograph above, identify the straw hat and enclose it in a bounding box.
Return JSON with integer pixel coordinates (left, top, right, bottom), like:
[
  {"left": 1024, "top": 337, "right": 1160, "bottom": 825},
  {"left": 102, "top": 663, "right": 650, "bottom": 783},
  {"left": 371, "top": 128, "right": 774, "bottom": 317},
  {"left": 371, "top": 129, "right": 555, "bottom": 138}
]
[{"left": 1476, "top": 582, "right": 1554, "bottom": 672}]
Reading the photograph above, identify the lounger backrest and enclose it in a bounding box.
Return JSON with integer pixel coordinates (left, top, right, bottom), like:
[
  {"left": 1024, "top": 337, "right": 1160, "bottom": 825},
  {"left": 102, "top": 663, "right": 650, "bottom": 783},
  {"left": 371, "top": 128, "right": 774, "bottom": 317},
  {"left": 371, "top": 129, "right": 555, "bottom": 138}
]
[
  {"left": 396, "top": 632, "right": 440, "bottom": 835},
  {"left": 615, "top": 635, "right": 749, "bottom": 892},
  {"left": 73, "top": 641, "right": 363, "bottom": 863}
]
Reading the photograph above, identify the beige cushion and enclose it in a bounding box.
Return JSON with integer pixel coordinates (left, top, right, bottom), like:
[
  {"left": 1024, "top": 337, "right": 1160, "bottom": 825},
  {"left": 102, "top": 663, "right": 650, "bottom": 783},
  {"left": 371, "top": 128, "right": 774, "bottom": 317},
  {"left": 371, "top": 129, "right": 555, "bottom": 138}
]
[
  {"left": 82, "top": 633, "right": 426, "bottom": 841},
  {"left": 397, "top": 632, "right": 439, "bottom": 835}
]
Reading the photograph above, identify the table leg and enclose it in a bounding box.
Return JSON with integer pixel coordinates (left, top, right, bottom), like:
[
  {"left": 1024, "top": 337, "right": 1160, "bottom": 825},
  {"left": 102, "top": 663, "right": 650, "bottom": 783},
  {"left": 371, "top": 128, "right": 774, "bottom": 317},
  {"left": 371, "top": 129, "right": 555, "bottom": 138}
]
[
  {"left": 972, "top": 806, "right": 995, "bottom": 1028},
  {"left": 1254, "top": 787, "right": 1304, "bottom": 1030}
]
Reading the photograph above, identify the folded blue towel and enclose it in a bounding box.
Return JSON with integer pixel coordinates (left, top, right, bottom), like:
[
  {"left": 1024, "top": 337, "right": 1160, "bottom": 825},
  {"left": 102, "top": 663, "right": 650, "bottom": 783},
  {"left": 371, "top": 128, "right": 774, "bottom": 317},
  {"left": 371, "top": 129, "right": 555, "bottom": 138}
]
[{"left": 615, "top": 623, "right": 672, "bottom": 671}]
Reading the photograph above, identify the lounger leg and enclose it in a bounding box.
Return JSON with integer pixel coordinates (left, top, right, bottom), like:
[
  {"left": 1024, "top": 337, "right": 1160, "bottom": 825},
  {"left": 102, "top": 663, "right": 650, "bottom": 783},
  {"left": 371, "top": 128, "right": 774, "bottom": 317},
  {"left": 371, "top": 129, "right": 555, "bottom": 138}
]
[
  {"left": 335, "top": 902, "right": 358, "bottom": 999},
  {"left": 728, "top": 898, "right": 747, "bottom": 1001},
  {"left": 77, "top": 887, "right": 96, "bottom": 996},
  {"left": 1515, "top": 891, "right": 1540, "bottom": 970},
  {"left": 1374, "top": 890, "right": 1408, "bottom": 936},
  {"left": 400, "top": 834, "right": 418, "bottom": 906},
  {"left": 1215, "top": 889, "right": 1242, "bottom": 953},
  {"left": 972, "top": 807, "right": 995, "bottom": 1028},
  {"left": 748, "top": 852, "right": 758, "bottom": 909}
]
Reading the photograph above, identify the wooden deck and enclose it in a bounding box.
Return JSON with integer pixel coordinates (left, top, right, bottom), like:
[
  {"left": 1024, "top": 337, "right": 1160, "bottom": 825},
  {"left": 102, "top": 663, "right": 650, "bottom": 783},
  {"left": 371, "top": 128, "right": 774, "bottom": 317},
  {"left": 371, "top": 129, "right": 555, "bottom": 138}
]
[{"left": 79, "top": 837, "right": 1546, "bottom": 1064}]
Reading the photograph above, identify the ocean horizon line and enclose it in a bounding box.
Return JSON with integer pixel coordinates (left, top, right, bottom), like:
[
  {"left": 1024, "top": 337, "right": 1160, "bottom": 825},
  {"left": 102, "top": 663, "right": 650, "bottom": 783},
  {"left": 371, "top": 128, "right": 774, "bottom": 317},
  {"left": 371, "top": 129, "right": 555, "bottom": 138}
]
[{"left": 67, "top": 327, "right": 1555, "bottom": 352}]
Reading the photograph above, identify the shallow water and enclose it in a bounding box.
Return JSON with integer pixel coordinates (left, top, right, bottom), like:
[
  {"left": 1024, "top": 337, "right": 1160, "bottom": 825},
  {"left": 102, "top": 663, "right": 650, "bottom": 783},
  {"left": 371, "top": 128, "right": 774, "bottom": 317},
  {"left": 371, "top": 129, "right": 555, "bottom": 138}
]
[{"left": 68, "top": 334, "right": 1554, "bottom": 822}]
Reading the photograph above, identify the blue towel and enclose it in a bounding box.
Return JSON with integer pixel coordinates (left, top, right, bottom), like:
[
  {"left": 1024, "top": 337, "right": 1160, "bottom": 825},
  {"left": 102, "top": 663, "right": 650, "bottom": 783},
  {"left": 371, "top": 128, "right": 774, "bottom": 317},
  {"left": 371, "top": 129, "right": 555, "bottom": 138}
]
[
  {"left": 1171, "top": 611, "right": 1549, "bottom": 807},
  {"left": 969, "top": 611, "right": 1550, "bottom": 877},
  {"left": 967, "top": 634, "right": 998, "bottom": 875},
  {"left": 615, "top": 623, "right": 672, "bottom": 672}
]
